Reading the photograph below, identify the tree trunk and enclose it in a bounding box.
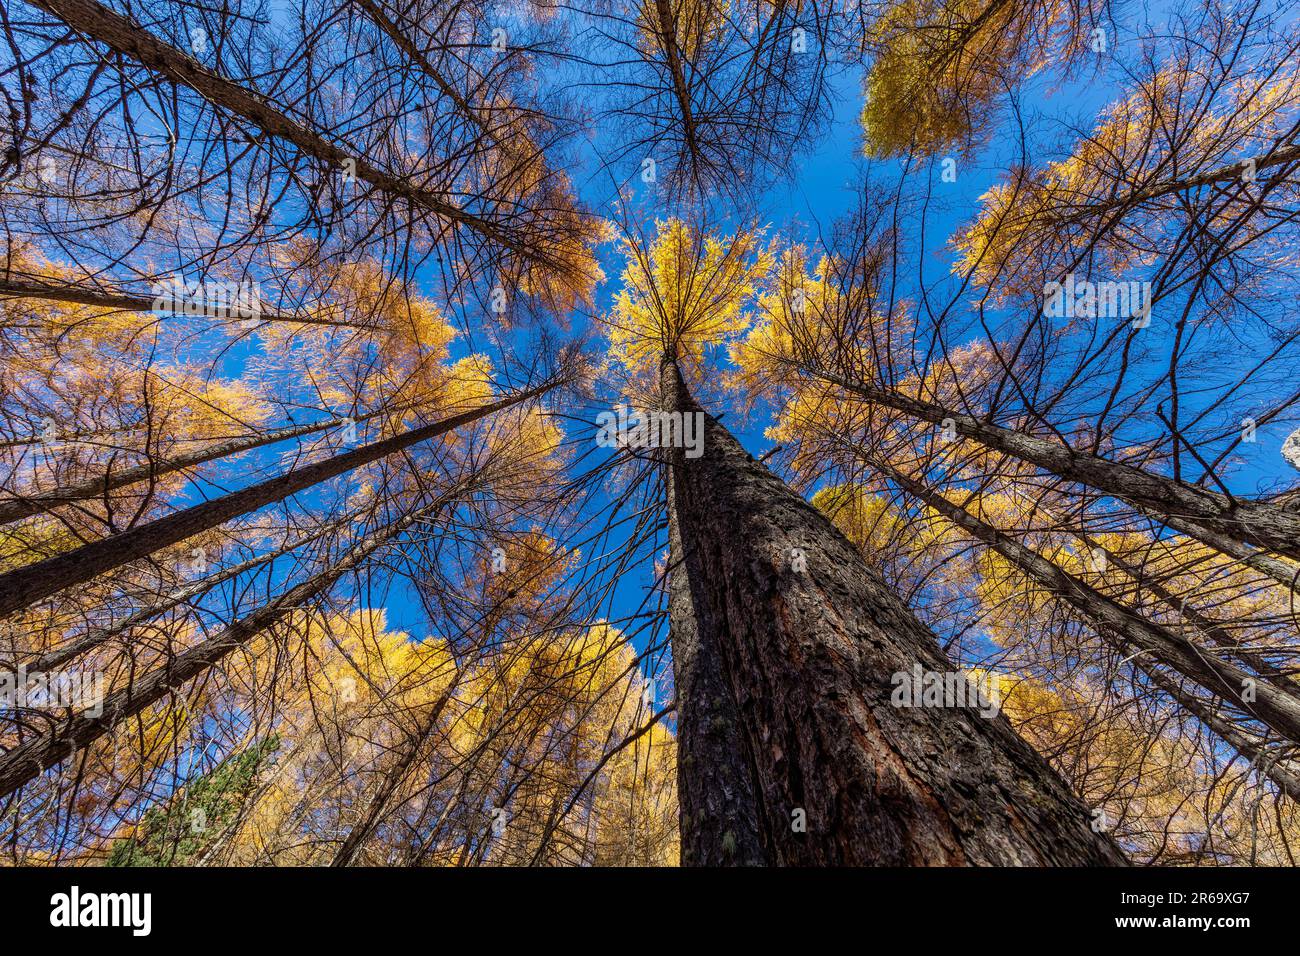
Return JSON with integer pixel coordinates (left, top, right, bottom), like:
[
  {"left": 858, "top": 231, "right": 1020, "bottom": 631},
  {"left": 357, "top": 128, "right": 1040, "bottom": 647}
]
[
  {"left": 348, "top": 0, "right": 515, "bottom": 155},
  {"left": 661, "top": 360, "right": 1126, "bottom": 865},
  {"left": 26, "top": 0, "right": 566, "bottom": 274},
  {"left": 1063, "top": 526, "right": 1300, "bottom": 698},
  {"left": 1140, "top": 666, "right": 1300, "bottom": 802},
  {"left": 1078, "top": 141, "right": 1300, "bottom": 214},
  {"left": 9, "top": 511, "right": 354, "bottom": 674},
  {"left": 0, "top": 382, "right": 557, "bottom": 618},
  {"left": 0, "top": 404, "right": 389, "bottom": 528},
  {"left": 815, "top": 369, "right": 1300, "bottom": 568},
  {"left": 329, "top": 684, "right": 459, "bottom": 866},
  {"left": 0, "top": 487, "right": 459, "bottom": 799},
  {"left": 665, "top": 432, "right": 767, "bottom": 865},
  {"left": 870, "top": 457, "right": 1300, "bottom": 744},
  {"left": 0, "top": 275, "right": 352, "bottom": 330}
]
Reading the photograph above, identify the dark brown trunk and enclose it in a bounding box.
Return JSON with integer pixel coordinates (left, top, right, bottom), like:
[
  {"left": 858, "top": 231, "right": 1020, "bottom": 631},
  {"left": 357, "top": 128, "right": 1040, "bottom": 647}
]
[
  {"left": 664, "top": 420, "right": 767, "bottom": 865},
  {"left": 1139, "top": 666, "right": 1300, "bottom": 801},
  {"left": 0, "top": 404, "right": 386, "bottom": 528},
  {"left": 0, "top": 275, "right": 349, "bottom": 329},
  {"left": 662, "top": 360, "right": 1126, "bottom": 865},
  {"left": 26, "top": 0, "right": 564, "bottom": 273},
  {"left": 0, "top": 383, "right": 556, "bottom": 618}
]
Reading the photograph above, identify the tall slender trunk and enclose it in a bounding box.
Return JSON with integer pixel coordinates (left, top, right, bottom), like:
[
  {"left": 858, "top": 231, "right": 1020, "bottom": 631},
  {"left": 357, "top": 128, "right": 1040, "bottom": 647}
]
[
  {"left": 0, "top": 383, "right": 557, "bottom": 618},
  {"left": 9, "top": 510, "right": 356, "bottom": 674},
  {"left": 864, "top": 470, "right": 1300, "bottom": 799},
  {"left": 0, "top": 407, "right": 389, "bottom": 528},
  {"left": 869, "top": 456, "right": 1300, "bottom": 743},
  {"left": 1071, "top": 141, "right": 1300, "bottom": 214},
  {"left": 650, "top": 0, "right": 703, "bottom": 167},
  {"left": 0, "top": 276, "right": 355, "bottom": 330},
  {"left": 929, "top": 505, "right": 1300, "bottom": 799},
  {"left": 348, "top": 0, "right": 517, "bottom": 156},
  {"left": 1139, "top": 666, "right": 1300, "bottom": 801},
  {"left": 329, "top": 682, "right": 459, "bottom": 866},
  {"left": 662, "top": 360, "right": 1125, "bottom": 864},
  {"left": 0, "top": 489, "right": 458, "bottom": 799},
  {"left": 26, "top": 0, "right": 567, "bottom": 274},
  {"left": 813, "top": 369, "right": 1300, "bottom": 569}
]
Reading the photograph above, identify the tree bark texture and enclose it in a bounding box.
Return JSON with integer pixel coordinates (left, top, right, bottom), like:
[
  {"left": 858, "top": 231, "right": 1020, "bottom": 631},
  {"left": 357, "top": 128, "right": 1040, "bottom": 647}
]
[{"left": 662, "top": 361, "right": 1127, "bottom": 865}]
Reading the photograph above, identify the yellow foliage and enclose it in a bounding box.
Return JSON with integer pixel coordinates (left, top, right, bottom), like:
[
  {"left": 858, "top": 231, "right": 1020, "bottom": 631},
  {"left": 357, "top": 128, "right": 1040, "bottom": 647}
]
[
  {"left": 862, "top": 0, "right": 1081, "bottom": 157},
  {"left": 953, "top": 52, "right": 1300, "bottom": 294},
  {"left": 606, "top": 219, "right": 773, "bottom": 391}
]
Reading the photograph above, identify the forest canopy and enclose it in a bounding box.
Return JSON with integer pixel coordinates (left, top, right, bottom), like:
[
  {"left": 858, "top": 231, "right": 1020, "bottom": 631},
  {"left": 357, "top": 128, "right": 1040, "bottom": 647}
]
[{"left": 1, "top": 0, "right": 1298, "bottom": 868}]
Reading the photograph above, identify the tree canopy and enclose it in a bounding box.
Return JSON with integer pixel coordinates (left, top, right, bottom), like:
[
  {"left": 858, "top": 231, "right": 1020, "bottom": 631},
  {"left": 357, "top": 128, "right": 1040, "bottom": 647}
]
[{"left": 1, "top": 0, "right": 1298, "bottom": 867}]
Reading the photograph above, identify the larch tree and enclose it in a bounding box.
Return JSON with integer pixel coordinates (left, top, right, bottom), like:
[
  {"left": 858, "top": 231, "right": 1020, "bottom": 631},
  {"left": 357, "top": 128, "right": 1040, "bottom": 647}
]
[
  {"left": 3, "top": 0, "right": 1298, "bottom": 871},
  {"left": 600, "top": 217, "right": 1125, "bottom": 863}
]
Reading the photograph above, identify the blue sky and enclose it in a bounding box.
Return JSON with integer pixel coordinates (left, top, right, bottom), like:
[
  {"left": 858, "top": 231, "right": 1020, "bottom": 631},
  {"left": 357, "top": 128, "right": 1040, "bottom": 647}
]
[{"left": 240, "top": 3, "right": 1299, "bottom": 704}]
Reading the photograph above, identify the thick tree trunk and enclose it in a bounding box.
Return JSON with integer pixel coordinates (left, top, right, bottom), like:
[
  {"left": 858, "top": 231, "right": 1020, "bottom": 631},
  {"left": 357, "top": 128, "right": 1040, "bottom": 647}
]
[
  {"left": 661, "top": 360, "right": 1125, "bottom": 865},
  {"left": 815, "top": 370, "right": 1300, "bottom": 569},
  {"left": 0, "top": 382, "right": 556, "bottom": 618},
  {"left": 666, "top": 443, "right": 767, "bottom": 865}
]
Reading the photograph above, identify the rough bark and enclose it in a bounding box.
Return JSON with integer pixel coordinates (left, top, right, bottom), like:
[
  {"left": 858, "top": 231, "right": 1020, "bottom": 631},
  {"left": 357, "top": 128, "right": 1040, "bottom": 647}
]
[
  {"left": 662, "top": 360, "right": 1126, "bottom": 865},
  {"left": 26, "top": 0, "right": 565, "bottom": 273},
  {"left": 0, "top": 383, "right": 556, "bottom": 618},
  {"left": 665, "top": 422, "right": 767, "bottom": 865}
]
